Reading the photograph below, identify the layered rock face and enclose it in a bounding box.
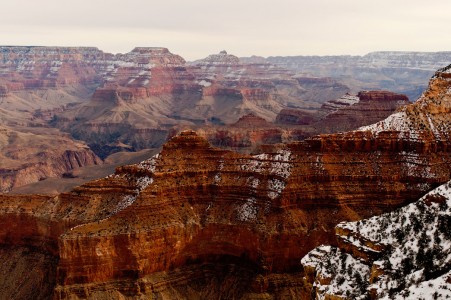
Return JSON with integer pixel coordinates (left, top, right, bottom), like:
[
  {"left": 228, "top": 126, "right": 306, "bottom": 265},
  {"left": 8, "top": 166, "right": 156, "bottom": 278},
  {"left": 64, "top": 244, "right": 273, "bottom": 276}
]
[
  {"left": 47, "top": 110, "right": 450, "bottom": 298},
  {"left": 185, "top": 51, "right": 349, "bottom": 123},
  {"left": 1, "top": 56, "right": 451, "bottom": 298},
  {"left": 275, "top": 108, "right": 319, "bottom": 125},
  {"left": 194, "top": 90, "right": 409, "bottom": 153},
  {"left": 49, "top": 47, "right": 200, "bottom": 156},
  {"left": 299, "top": 64, "right": 451, "bottom": 300},
  {"left": 1, "top": 109, "right": 451, "bottom": 298},
  {"left": 0, "top": 47, "right": 108, "bottom": 190},
  {"left": 313, "top": 91, "right": 410, "bottom": 133},
  {"left": 274, "top": 91, "right": 409, "bottom": 137},
  {"left": 0, "top": 46, "right": 103, "bottom": 89},
  {"left": 52, "top": 126, "right": 451, "bottom": 298},
  {"left": 54, "top": 65, "right": 451, "bottom": 298},
  {"left": 0, "top": 47, "right": 107, "bottom": 127},
  {"left": 359, "top": 64, "right": 451, "bottom": 137},
  {"left": 91, "top": 47, "right": 196, "bottom": 101},
  {"left": 194, "top": 113, "right": 313, "bottom": 151}
]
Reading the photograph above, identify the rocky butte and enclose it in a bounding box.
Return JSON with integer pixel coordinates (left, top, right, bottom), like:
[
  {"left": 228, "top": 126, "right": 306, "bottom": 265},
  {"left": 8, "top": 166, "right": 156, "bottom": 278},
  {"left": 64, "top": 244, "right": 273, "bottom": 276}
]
[
  {"left": 0, "top": 65, "right": 450, "bottom": 298},
  {"left": 276, "top": 90, "right": 411, "bottom": 134}
]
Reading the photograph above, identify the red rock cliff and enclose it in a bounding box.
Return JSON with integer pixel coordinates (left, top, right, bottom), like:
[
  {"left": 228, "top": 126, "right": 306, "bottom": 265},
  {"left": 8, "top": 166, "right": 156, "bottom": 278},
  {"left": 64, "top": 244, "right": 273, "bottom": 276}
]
[{"left": 54, "top": 120, "right": 451, "bottom": 297}]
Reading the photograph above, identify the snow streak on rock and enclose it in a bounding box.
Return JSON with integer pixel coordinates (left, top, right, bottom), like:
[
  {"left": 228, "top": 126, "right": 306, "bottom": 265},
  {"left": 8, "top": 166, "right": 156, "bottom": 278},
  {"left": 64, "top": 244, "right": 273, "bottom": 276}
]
[
  {"left": 358, "top": 112, "right": 416, "bottom": 137},
  {"left": 137, "top": 153, "right": 160, "bottom": 173},
  {"left": 237, "top": 197, "right": 258, "bottom": 222},
  {"left": 240, "top": 150, "right": 292, "bottom": 200}
]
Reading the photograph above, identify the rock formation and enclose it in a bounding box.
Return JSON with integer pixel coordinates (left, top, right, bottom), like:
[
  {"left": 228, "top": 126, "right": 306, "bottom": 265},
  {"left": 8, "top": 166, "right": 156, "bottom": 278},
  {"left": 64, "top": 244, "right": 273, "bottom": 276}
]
[
  {"left": 301, "top": 179, "right": 451, "bottom": 299},
  {"left": 275, "top": 108, "right": 319, "bottom": 125},
  {"left": 313, "top": 90, "right": 410, "bottom": 133},
  {"left": 192, "top": 90, "right": 409, "bottom": 153},
  {"left": 0, "top": 112, "right": 448, "bottom": 298},
  {"left": 193, "top": 113, "right": 313, "bottom": 151},
  {"left": 185, "top": 52, "right": 349, "bottom": 123},
  {"left": 54, "top": 65, "right": 451, "bottom": 298},
  {"left": 0, "top": 46, "right": 102, "bottom": 90},
  {"left": 0, "top": 125, "right": 101, "bottom": 192},
  {"left": 299, "top": 63, "right": 451, "bottom": 300},
  {"left": 50, "top": 49, "right": 353, "bottom": 157},
  {"left": 274, "top": 90, "right": 410, "bottom": 136},
  {"left": 52, "top": 49, "right": 199, "bottom": 155}
]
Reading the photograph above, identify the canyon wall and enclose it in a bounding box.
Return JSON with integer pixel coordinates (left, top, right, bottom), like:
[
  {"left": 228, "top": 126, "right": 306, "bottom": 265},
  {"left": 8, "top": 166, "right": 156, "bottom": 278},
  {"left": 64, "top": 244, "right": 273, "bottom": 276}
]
[{"left": 263, "top": 51, "right": 451, "bottom": 101}]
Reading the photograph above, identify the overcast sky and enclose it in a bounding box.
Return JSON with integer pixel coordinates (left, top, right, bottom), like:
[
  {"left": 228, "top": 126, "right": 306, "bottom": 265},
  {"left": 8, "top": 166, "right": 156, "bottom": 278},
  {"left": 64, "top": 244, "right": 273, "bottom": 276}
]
[{"left": 1, "top": 0, "right": 451, "bottom": 60}]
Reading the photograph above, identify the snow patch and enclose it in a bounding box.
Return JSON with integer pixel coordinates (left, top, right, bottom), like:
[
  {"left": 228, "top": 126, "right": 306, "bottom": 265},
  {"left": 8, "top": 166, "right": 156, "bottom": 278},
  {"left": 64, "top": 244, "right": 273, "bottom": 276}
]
[
  {"left": 198, "top": 80, "right": 212, "bottom": 87},
  {"left": 137, "top": 153, "right": 160, "bottom": 173},
  {"left": 301, "top": 246, "right": 370, "bottom": 299},
  {"left": 240, "top": 150, "right": 292, "bottom": 199},
  {"left": 267, "top": 178, "right": 286, "bottom": 200},
  {"left": 336, "top": 179, "right": 451, "bottom": 298},
  {"left": 358, "top": 112, "right": 414, "bottom": 136},
  {"left": 237, "top": 197, "right": 258, "bottom": 222},
  {"left": 214, "top": 173, "right": 221, "bottom": 184}
]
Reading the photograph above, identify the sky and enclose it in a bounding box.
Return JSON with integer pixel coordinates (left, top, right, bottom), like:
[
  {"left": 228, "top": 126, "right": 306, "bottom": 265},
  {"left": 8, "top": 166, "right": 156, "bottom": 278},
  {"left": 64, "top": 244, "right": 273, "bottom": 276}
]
[{"left": 1, "top": 0, "right": 451, "bottom": 60}]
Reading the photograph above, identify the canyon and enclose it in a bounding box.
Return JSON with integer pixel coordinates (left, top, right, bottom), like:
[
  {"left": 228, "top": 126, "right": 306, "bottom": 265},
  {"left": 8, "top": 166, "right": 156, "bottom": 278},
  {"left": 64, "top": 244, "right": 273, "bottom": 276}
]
[
  {"left": 2, "top": 46, "right": 432, "bottom": 191},
  {"left": 0, "top": 63, "right": 450, "bottom": 298},
  {"left": 52, "top": 49, "right": 351, "bottom": 157}
]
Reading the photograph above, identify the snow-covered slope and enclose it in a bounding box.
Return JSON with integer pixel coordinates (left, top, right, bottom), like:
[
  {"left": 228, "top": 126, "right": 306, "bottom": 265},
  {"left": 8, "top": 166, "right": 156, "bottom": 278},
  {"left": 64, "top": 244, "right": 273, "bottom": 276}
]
[{"left": 301, "top": 179, "right": 451, "bottom": 299}]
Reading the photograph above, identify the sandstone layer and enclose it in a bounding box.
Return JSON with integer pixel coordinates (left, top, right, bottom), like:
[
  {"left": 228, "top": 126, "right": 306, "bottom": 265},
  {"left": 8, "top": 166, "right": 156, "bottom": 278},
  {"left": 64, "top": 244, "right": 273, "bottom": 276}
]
[{"left": 0, "top": 123, "right": 441, "bottom": 298}]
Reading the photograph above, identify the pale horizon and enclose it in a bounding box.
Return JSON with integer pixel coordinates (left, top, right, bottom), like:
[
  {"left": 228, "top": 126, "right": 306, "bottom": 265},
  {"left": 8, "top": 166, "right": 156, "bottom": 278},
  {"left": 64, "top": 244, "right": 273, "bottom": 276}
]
[{"left": 2, "top": 0, "right": 451, "bottom": 60}]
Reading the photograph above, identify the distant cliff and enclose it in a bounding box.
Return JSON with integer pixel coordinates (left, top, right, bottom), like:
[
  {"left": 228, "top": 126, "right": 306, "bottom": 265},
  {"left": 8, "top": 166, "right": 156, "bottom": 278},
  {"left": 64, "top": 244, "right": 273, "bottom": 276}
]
[{"left": 250, "top": 51, "right": 451, "bottom": 101}]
